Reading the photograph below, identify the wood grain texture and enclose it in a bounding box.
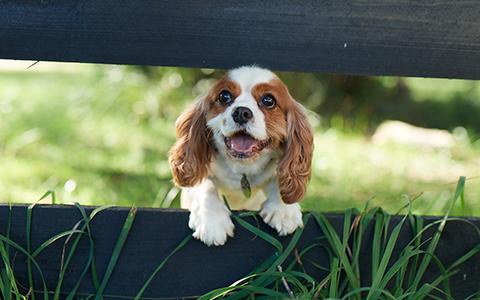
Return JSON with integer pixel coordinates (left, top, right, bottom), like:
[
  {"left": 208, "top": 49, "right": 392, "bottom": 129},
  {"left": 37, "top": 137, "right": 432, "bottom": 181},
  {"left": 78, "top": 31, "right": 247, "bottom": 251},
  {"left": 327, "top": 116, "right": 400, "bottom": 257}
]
[
  {"left": 0, "top": 204, "right": 478, "bottom": 299},
  {"left": 1, "top": 1, "right": 480, "bottom": 79}
]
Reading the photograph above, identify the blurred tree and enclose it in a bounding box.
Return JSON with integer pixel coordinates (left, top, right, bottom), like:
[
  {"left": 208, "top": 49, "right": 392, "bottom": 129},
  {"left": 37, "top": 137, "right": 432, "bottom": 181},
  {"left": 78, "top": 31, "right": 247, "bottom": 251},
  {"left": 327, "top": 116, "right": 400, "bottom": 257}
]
[{"left": 134, "top": 66, "right": 480, "bottom": 137}]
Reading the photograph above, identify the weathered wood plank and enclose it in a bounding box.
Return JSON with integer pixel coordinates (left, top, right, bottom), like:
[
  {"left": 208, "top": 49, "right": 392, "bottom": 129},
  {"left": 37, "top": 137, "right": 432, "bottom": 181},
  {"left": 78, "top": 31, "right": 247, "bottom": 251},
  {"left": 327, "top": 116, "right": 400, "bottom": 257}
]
[
  {"left": 0, "top": 204, "right": 478, "bottom": 299},
  {"left": 1, "top": 1, "right": 480, "bottom": 79}
]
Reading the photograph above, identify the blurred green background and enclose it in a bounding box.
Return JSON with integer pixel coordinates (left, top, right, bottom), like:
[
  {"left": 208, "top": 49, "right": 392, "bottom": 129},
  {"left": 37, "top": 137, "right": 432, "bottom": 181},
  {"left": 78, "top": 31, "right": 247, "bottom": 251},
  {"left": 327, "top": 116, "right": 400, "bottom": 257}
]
[{"left": 0, "top": 60, "right": 479, "bottom": 215}]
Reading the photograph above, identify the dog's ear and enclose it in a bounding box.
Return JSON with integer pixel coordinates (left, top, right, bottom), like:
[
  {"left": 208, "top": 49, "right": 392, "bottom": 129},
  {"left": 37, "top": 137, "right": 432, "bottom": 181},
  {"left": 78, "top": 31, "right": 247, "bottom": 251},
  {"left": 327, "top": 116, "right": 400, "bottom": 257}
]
[
  {"left": 277, "top": 101, "right": 314, "bottom": 204},
  {"left": 169, "top": 100, "right": 213, "bottom": 187}
]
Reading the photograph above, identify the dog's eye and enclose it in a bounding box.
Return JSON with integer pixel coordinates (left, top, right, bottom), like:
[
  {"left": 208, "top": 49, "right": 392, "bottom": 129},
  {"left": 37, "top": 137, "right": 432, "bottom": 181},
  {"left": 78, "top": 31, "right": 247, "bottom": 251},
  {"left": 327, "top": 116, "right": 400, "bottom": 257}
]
[
  {"left": 261, "top": 94, "right": 276, "bottom": 108},
  {"left": 218, "top": 90, "right": 233, "bottom": 105}
]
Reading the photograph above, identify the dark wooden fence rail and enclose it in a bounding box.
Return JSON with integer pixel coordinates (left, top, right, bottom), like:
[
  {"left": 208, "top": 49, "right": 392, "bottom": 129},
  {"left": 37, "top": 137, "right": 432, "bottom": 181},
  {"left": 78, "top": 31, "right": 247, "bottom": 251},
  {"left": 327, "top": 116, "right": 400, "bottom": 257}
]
[
  {"left": 0, "top": 205, "right": 479, "bottom": 299},
  {"left": 1, "top": 1, "right": 480, "bottom": 79}
]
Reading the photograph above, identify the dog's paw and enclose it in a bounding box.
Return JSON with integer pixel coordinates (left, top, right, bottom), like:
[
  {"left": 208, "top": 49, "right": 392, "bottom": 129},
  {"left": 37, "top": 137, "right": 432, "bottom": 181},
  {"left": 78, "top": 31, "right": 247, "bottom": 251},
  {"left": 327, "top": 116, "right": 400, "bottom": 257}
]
[
  {"left": 189, "top": 210, "right": 234, "bottom": 246},
  {"left": 260, "top": 202, "right": 303, "bottom": 236}
]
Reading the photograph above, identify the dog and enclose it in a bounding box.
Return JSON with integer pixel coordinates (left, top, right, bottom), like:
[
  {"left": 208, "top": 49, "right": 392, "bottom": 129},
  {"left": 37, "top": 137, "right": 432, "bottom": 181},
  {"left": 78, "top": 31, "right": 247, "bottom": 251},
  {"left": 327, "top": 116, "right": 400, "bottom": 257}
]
[{"left": 169, "top": 66, "right": 314, "bottom": 246}]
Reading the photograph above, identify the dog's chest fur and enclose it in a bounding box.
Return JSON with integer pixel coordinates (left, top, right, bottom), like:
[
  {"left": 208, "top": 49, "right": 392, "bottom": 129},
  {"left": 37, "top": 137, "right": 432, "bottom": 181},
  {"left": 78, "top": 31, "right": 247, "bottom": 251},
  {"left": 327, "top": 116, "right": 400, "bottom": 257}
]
[{"left": 208, "top": 150, "right": 280, "bottom": 210}]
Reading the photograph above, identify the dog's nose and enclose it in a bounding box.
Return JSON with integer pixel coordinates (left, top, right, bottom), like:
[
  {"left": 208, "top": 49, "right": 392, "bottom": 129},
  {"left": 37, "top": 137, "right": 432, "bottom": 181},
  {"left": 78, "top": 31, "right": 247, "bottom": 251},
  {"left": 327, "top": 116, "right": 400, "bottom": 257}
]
[{"left": 232, "top": 107, "right": 253, "bottom": 125}]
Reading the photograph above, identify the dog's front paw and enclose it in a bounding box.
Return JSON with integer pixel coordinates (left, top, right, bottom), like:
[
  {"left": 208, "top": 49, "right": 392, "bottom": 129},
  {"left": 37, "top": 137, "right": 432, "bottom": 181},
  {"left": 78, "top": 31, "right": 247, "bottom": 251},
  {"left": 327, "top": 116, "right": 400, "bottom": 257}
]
[
  {"left": 260, "top": 202, "right": 303, "bottom": 236},
  {"left": 189, "top": 210, "right": 234, "bottom": 246}
]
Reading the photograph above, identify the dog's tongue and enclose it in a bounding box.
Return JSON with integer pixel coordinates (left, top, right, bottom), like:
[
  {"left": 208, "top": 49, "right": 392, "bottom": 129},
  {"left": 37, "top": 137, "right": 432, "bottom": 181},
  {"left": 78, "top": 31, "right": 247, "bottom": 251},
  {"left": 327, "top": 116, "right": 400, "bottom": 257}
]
[{"left": 230, "top": 133, "right": 257, "bottom": 152}]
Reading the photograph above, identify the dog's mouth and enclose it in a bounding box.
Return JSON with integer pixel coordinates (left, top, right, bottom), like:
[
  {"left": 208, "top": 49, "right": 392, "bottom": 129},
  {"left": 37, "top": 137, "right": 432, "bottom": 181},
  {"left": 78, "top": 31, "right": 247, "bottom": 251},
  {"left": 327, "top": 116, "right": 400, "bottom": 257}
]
[{"left": 224, "top": 132, "right": 270, "bottom": 159}]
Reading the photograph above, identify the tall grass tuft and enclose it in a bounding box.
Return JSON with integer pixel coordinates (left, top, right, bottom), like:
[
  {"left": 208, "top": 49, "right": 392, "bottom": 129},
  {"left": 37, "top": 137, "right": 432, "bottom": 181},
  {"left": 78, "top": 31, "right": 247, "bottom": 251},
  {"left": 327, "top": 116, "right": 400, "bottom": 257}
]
[
  {"left": 201, "top": 177, "right": 480, "bottom": 299},
  {"left": 0, "top": 177, "right": 478, "bottom": 299}
]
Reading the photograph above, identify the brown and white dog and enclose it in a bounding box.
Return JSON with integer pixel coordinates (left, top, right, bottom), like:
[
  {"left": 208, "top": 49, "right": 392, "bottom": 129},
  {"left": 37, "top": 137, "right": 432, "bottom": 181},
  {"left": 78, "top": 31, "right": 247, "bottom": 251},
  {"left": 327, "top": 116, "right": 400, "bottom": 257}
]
[{"left": 169, "top": 66, "right": 314, "bottom": 246}]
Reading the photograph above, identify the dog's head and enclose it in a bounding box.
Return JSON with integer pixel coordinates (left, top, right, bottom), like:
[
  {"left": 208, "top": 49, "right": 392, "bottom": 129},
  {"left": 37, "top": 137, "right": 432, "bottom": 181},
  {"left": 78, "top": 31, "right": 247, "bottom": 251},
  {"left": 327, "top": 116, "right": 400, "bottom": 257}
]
[{"left": 169, "top": 66, "right": 314, "bottom": 203}]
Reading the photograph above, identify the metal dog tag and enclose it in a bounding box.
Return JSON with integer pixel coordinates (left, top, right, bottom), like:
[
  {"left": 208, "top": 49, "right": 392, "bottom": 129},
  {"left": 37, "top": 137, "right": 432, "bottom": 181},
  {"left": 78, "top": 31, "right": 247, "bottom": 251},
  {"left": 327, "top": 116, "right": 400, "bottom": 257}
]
[{"left": 241, "top": 174, "right": 251, "bottom": 199}]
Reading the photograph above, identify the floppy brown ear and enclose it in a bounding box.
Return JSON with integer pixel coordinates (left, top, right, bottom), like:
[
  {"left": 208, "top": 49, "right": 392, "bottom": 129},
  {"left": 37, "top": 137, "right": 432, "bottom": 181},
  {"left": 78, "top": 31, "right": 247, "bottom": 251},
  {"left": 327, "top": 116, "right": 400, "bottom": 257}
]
[
  {"left": 168, "top": 100, "right": 213, "bottom": 187},
  {"left": 277, "top": 102, "right": 314, "bottom": 204}
]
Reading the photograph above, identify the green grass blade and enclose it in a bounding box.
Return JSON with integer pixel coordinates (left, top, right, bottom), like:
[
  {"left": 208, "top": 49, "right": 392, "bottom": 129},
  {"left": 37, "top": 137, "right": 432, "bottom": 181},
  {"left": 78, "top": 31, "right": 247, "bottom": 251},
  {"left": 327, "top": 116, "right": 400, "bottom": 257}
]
[
  {"left": 200, "top": 270, "right": 310, "bottom": 300},
  {"left": 249, "top": 254, "right": 278, "bottom": 275},
  {"left": 224, "top": 214, "right": 309, "bottom": 300},
  {"left": 459, "top": 180, "right": 466, "bottom": 216},
  {"left": 328, "top": 257, "right": 340, "bottom": 298},
  {"left": 289, "top": 270, "right": 317, "bottom": 288},
  {"left": 340, "top": 287, "right": 397, "bottom": 300},
  {"left": 446, "top": 244, "right": 480, "bottom": 272},
  {"left": 287, "top": 240, "right": 330, "bottom": 272},
  {"left": 134, "top": 234, "right": 192, "bottom": 300},
  {"left": 27, "top": 193, "right": 55, "bottom": 300},
  {"left": 405, "top": 214, "right": 423, "bottom": 290},
  {"left": 408, "top": 177, "right": 465, "bottom": 297},
  {"left": 383, "top": 249, "right": 447, "bottom": 298},
  {"left": 0, "top": 207, "right": 22, "bottom": 299},
  {"left": 0, "top": 234, "right": 48, "bottom": 299},
  {"left": 31, "top": 229, "right": 84, "bottom": 258},
  {"left": 63, "top": 224, "right": 93, "bottom": 299},
  {"left": 0, "top": 269, "right": 11, "bottom": 300},
  {"left": 371, "top": 211, "right": 384, "bottom": 278},
  {"left": 0, "top": 269, "right": 6, "bottom": 299},
  {"left": 464, "top": 291, "right": 480, "bottom": 300},
  {"left": 232, "top": 215, "right": 283, "bottom": 252},
  {"left": 5, "top": 203, "right": 12, "bottom": 255},
  {"left": 88, "top": 205, "right": 115, "bottom": 292},
  {"left": 26, "top": 203, "right": 36, "bottom": 300},
  {"left": 367, "top": 215, "right": 407, "bottom": 300},
  {"left": 254, "top": 271, "right": 309, "bottom": 295},
  {"left": 313, "top": 273, "right": 332, "bottom": 299},
  {"left": 94, "top": 207, "right": 137, "bottom": 300},
  {"left": 313, "top": 212, "right": 360, "bottom": 289},
  {"left": 342, "top": 208, "right": 352, "bottom": 249},
  {"left": 160, "top": 187, "right": 180, "bottom": 209},
  {"left": 0, "top": 243, "right": 22, "bottom": 300},
  {"left": 201, "top": 285, "right": 288, "bottom": 300},
  {"left": 394, "top": 245, "right": 415, "bottom": 297},
  {"left": 351, "top": 207, "right": 378, "bottom": 284},
  {"left": 63, "top": 204, "right": 113, "bottom": 300},
  {"left": 413, "top": 274, "right": 456, "bottom": 300},
  {"left": 410, "top": 244, "right": 480, "bottom": 300}
]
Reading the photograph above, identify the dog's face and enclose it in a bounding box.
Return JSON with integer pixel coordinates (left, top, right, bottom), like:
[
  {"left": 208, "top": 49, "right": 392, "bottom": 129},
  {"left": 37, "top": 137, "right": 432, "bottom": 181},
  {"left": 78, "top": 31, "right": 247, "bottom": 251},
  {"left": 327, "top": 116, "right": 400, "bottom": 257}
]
[
  {"left": 205, "top": 67, "right": 290, "bottom": 161},
  {"left": 169, "top": 66, "right": 314, "bottom": 203}
]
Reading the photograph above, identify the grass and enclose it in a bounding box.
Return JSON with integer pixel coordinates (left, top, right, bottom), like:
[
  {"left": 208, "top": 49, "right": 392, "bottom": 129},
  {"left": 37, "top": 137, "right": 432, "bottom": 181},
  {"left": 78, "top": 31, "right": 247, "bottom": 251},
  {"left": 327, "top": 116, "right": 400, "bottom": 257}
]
[
  {"left": 305, "top": 128, "right": 480, "bottom": 215},
  {"left": 0, "top": 178, "right": 478, "bottom": 299},
  {"left": 0, "top": 63, "right": 480, "bottom": 215}
]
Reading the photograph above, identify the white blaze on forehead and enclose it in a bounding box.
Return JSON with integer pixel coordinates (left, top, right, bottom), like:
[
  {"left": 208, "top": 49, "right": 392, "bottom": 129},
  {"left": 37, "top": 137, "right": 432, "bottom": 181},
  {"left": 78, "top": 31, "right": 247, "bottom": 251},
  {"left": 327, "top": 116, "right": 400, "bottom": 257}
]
[
  {"left": 222, "top": 66, "right": 274, "bottom": 141},
  {"left": 228, "top": 66, "right": 276, "bottom": 92},
  {"left": 207, "top": 66, "right": 275, "bottom": 145}
]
